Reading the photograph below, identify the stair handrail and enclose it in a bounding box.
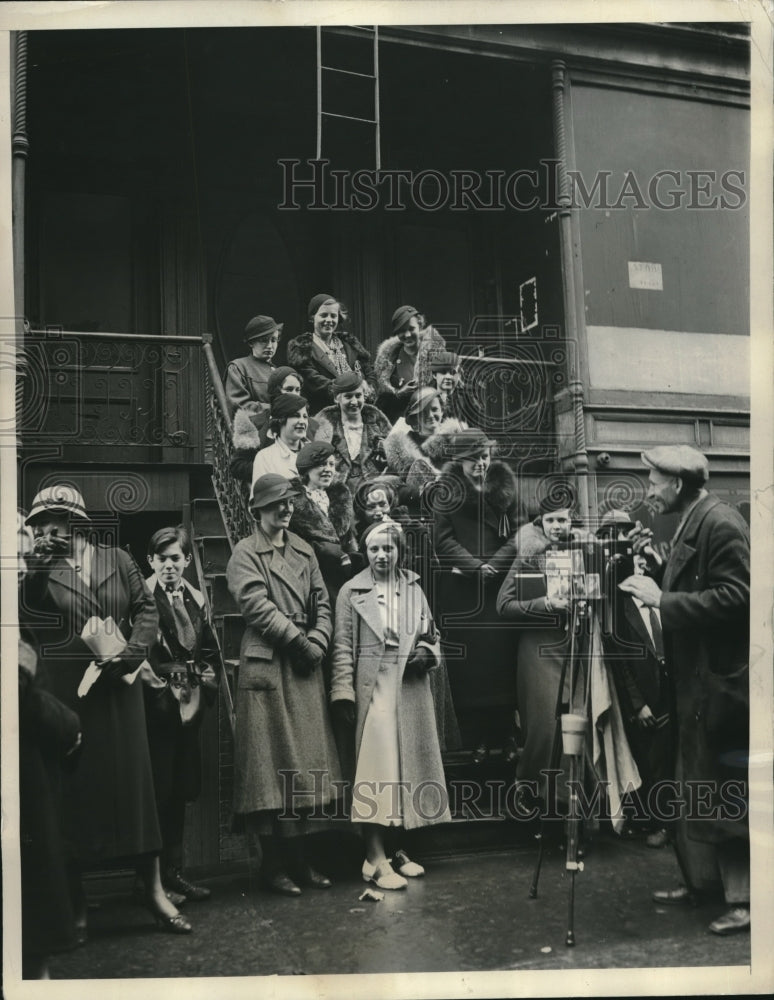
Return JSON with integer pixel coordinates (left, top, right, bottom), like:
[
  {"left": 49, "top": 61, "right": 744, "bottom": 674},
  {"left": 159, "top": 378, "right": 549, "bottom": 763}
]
[{"left": 200, "top": 333, "right": 253, "bottom": 546}]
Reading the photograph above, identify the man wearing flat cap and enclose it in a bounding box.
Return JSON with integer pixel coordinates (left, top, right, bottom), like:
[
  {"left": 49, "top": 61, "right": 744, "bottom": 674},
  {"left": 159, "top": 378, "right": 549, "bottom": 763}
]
[
  {"left": 619, "top": 445, "right": 750, "bottom": 936},
  {"left": 224, "top": 315, "right": 283, "bottom": 419}
]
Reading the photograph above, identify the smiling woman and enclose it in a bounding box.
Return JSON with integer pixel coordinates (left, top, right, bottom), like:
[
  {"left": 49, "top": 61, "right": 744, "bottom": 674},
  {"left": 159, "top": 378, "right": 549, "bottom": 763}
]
[{"left": 251, "top": 394, "right": 311, "bottom": 486}]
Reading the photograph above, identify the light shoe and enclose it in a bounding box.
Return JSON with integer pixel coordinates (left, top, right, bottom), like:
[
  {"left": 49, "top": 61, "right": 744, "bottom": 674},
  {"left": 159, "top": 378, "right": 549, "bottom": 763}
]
[
  {"left": 393, "top": 849, "right": 425, "bottom": 878},
  {"left": 361, "top": 859, "right": 407, "bottom": 890},
  {"left": 708, "top": 906, "right": 750, "bottom": 936}
]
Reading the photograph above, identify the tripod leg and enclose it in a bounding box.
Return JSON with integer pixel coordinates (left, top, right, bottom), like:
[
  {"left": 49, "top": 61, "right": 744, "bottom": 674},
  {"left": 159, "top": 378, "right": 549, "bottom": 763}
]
[
  {"left": 565, "top": 747, "right": 582, "bottom": 946},
  {"left": 528, "top": 830, "right": 544, "bottom": 899}
]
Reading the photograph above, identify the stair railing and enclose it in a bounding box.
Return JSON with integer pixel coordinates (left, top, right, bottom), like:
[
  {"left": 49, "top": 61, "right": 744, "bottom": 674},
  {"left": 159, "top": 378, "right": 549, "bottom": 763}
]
[{"left": 200, "top": 333, "right": 254, "bottom": 546}]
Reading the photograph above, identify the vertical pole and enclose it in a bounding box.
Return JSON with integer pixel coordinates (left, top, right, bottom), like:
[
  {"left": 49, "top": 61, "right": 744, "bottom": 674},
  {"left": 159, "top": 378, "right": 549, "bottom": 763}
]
[
  {"left": 551, "top": 59, "right": 589, "bottom": 521},
  {"left": 373, "top": 27, "right": 381, "bottom": 172},
  {"left": 12, "top": 31, "right": 30, "bottom": 451},
  {"left": 316, "top": 27, "right": 322, "bottom": 160}
]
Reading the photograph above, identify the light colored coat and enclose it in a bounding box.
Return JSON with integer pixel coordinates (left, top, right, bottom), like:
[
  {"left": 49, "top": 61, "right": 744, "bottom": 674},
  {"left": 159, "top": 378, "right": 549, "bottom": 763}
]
[
  {"left": 330, "top": 568, "right": 451, "bottom": 829},
  {"left": 226, "top": 527, "right": 341, "bottom": 814}
]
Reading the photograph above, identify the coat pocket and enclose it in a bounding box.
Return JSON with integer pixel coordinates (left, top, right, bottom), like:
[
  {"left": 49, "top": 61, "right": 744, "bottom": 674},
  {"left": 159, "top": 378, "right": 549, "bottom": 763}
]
[{"left": 239, "top": 639, "right": 279, "bottom": 691}]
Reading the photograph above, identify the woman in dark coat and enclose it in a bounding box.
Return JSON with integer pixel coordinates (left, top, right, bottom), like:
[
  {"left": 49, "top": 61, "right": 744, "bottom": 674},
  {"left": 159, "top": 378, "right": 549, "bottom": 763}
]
[
  {"left": 144, "top": 526, "right": 220, "bottom": 903},
  {"left": 21, "top": 485, "right": 189, "bottom": 935},
  {"left": 287, "top": 293, "right": 376, "bottom": 414},
  {"left": 330, "top": 520, "right": 451, "bottom": 890},
  {"left": 18, "top": 512, "right": 82, "bottom": 976},
  {"left": 288, "top": 441, "right": 356, "bottom": 608},
  {"left": 226, "top": 474, "right": 342, "bottom": 896},
  {"left": 224, "top": 314, "right": 282, "bottom": 419},
  {"left": 313, "top": 371, "right": 392, "bottom": 496},
  {"left": 429, "top": 430, "right": 523, "bottom": 759}
]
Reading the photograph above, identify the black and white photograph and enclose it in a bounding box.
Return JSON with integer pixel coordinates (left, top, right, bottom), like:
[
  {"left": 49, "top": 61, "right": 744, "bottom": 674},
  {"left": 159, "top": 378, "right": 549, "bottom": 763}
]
[{"left": 1, "top": 1, "right": 772, "bottom": 997}]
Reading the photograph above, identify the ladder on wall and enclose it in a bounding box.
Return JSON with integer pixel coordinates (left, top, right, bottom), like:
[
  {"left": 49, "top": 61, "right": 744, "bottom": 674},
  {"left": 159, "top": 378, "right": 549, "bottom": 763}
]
[{"left": 316, "top": 25, "right": 381, "bottom": 170}]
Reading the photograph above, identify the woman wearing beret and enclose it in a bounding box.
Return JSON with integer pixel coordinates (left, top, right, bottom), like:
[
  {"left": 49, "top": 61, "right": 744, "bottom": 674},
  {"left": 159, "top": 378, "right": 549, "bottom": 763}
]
[
  {"left": 20, "top": 485, "right": 190, "bottom": 936},
  {"left": 287, "top": 294, "right": 376, "bottom": 414},
  {"left": 226, "top": 474, "right": 341, "bottom": 896},
  {"left": 251, "top": 394, "right": 310, "bottom": 486},
  {"left": 289, "top": 440, "right": 357, "bottom": 608},
  {"left": 330, "top": 519, "right": 451, "bottom": 890},
  {"left": 313, "top": 372, "right": 392, "bottom": 496},
  {"left": 428, "top": 430, "right": 523, "bottom": 762},
  {"left": 374, "top": 306, "right": 448, "bottom": 424},
  {"left": 231, "top": 367, "right": 319, "bottom": 483},
  {"left": 224, "top": 315, "right": 282, "bottom": 419}
]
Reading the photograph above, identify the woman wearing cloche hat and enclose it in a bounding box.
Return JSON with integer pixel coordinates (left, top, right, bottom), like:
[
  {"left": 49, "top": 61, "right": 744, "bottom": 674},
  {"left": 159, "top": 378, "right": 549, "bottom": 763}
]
[
  {"left": 226, "top": 474, "right": 342, "bottom": 896},
  {"left": 224, "top": 314, "right": 283, "bottom": 419},
  {"left": 287, "top": 293, "right": 376, "bottom": 414},
  {"left": 373, "top": 305, "right": 447, "bottom": 423}
]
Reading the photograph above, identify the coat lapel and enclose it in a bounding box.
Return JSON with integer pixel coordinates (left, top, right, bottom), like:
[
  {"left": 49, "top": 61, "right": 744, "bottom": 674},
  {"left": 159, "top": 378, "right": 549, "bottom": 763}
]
[
  {"left": 48, "top": 560, "right": 102, "bottom": 619},
  {"left": 268, "top": 542, "right": 308, "bottom": 606},
  {"left": 623, "top": 598, "right": 656, "bottom": 656},
  {"left": 350, "top": 587, "right": 385, "bottom": 651},
  {"left": 312, "top": 341, "right": 338, "bottom": 378},
  {"left": 91, "top": 544, "right": 117, "bottom": 592}
]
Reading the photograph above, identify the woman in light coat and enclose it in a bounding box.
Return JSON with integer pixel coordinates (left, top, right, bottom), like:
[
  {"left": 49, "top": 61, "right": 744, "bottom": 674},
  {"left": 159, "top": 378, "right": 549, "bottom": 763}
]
[
  {"left": 330, "top": 520, "right": 451, "bottom": 890},
  {"left": 226, "top": 474, "right": 342, "bottom": 897}
]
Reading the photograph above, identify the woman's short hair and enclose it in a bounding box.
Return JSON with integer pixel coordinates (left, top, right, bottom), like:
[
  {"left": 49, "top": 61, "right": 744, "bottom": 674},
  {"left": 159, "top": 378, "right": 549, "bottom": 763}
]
[{"left": 147, "top": 525, "right": 192, "bottom": 558}]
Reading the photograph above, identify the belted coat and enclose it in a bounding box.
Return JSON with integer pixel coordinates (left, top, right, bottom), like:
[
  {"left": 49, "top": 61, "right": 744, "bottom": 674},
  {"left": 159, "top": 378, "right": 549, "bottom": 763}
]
[
  {"left": 20, "top": 546, "right": 161, "bottom": 863},
  {"left": 226, "top": 527, "right": 341, "bottom": 815},
  {"left": 330, "top": 568, "right": 451, "bottom": 830},
  {"left": 656, "top": 493, "right": 749, "bottom": 844}
]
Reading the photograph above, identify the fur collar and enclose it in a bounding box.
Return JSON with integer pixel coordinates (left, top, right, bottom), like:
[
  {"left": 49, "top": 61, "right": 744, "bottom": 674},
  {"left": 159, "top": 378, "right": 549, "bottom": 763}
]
[
  {"left": 291, "top": 483, "right": 353, "bottom": 544},
  {"left": 289, "top": 329, "right": 369, "bottom": 361},
  {"left": 316, "top": 403, "right": 387, "bottom": 431},
  {"left": 232, "top": 407, "right": 263, "bottom": 450},
  {"left": 383, "top": 419, "right": 425, "bottom": 476},
  {"left": 419, "top": 418, "right": 466, "bottom": 467},
  {"left": 439, "top": 459, "right": 521, "bottom": 516},
  {"left": 513, "top": 521, "right": 552, "bottom": 560},
  {"left": 372, "top": 326, "right": 448, "bottom": 396}
]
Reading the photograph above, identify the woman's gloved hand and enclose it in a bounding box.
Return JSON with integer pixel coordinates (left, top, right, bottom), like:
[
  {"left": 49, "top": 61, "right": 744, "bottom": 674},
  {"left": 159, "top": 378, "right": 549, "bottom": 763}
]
[
  {"left": 330, "top": 699, "right": 355, "bottom": 728},
  {"left": 286, "top": 634, "right": 323, "bottom": 676},
  {"left": 405, "top": 645, "right": 434, "bottom": 677}
]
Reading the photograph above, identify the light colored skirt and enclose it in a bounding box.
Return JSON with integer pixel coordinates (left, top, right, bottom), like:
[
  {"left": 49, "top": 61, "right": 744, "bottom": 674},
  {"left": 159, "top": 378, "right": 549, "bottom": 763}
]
[{"left": 352, "top": 648, "right": 402, "bottom": 826}]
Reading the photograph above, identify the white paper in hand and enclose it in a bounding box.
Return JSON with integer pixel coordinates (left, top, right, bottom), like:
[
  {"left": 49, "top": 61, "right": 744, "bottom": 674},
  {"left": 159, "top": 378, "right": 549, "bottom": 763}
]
[{"left": 78, "top": 616, "right": 140, "bottom": 697}]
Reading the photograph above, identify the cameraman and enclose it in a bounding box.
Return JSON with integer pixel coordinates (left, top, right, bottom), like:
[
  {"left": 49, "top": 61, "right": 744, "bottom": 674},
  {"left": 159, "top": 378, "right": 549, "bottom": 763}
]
[{"left": 619, "top": 446, "right": 750, "bottom": 937}]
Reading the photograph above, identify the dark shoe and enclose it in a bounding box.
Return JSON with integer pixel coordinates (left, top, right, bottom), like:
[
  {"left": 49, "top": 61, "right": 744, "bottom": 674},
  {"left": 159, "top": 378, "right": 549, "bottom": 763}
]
[
  {"left": 263, "top": 871, "right": 302, "bottom": 897},
  {"left": 472, "top": 742, "right": 489, "bottom": 765},
  {"left": 297, "top": 865, "right": 332, "bottom": 889},
  {"left": 652, "top": 885, "right": 697, "bottom": 906},
  {"left": 143, "top": 899, "right": 192, "bottom": 935},
  {"left": 165, "top": 868, "right": 211, "bottom": 902},
  {"left": 708, "top": 906, "right": 750, "bottom": 936},
  {"left": 645, "top": 828, "right": 671, "bottom": 849},
  {"left": 165, "top": 889, "right": 187, "bottom": 908}
]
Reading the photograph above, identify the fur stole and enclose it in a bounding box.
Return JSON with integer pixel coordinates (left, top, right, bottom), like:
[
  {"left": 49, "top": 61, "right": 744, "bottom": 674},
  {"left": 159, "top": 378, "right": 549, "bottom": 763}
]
[
  {"left": 419, "top": 418, "right": 466, "bottom": 468},
  {"left": 513, "top": 521, "right": 552, "bottom": 562},
  {"left": 373, "top": 325, "right": 448, "bottom": 396},
  {"left": 232, "top": 407, "right": 264, "bottom": 450},
  {"left": 287, "top": 329, "right": 371, "bottom": 363},
  {"left": 439, "top": 459, "right": 521, "bottom": 517},
  {"left": 383, "top": 418, "right": 425, "bottom": 477},
  {"left": 290, "top": 482, "right": 353, "bottom": 544}
]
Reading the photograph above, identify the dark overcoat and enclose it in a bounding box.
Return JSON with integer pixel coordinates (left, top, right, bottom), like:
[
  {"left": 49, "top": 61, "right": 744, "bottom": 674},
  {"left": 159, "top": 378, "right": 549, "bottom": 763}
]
[
  {"left": 289, "top": 481, "right": 355, "bottom": 608},
  {"left": 657, "top": 493, "right": 749, "bottom": 844},
  {"left": 20, "top": 546, "right": 161, "bottom": 863},
  {"left": 430, "top": 461, "right": 522, "bottom": 710},
  {"left": 287, "top": 331, "right": 376, "bottom": 414},
  {"left": 226, "top": 527, "right": 341, "bottom": 814},
  {"left": 330, "top": 568, "right": 451, "bottom": 830},
  {"left": 224, "top": 355, "right": 274, "bottom": 417}
]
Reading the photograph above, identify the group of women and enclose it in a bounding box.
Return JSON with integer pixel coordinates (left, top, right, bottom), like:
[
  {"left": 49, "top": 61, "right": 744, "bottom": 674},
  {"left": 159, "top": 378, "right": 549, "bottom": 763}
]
[{"left": 221, "top": 293, "right": 592, "bottom": 898}]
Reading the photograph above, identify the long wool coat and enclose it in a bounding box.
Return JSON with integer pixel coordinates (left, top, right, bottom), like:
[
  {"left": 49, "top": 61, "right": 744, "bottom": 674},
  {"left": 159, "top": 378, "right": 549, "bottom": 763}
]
[
  {"left": 430, "top": 461, "right": 522, "bottom": 711},
  {"left": 226, "top": 528, "right": 341, "bottom": 814},
  {"left": 20, "top": 546, "right": 161, "bottom": 863},
  {"left": 656, "top": 493, "right": 749, "bottom": 846},
  {"left": 330, "top": 568, "right": 451, "bottom": 830},
  {"left": 313, "top": 403, "right": 392, "bottom": 495},
  {"left": 287, "top": 331, "right": 376, "bottom": 414},
  {"left": 224, "top": 355, "right": 274, "bottom": 418}
]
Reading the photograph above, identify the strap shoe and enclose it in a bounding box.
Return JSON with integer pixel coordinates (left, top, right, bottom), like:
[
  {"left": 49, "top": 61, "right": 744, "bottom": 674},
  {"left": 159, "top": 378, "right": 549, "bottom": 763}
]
[
  {"left": 165, "top": 868, "right": 211, "bottom": 902},
  {"left": 361, "top": 859, "right": 407, "bottom": 890}
]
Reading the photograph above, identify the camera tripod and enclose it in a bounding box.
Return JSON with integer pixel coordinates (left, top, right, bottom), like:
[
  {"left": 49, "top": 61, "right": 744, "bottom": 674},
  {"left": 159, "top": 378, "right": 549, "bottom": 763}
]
[{"left": 527, "top": 590, "right": 597, "bottom": 947}]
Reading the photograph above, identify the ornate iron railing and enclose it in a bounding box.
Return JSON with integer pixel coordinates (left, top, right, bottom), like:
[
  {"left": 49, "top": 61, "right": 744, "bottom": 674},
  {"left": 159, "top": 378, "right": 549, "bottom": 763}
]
[
  {"left": 201, "top": 334, "right": 253, "bottom": 547},
  {"left": 20, "top": 329, "right": 206, "bottom": 460}
]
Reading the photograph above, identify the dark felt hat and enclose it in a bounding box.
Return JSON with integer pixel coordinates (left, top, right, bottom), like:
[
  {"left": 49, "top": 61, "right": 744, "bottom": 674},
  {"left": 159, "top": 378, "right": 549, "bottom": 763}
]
[
  {"left": 270, "top": 394, "right": 308, "bottom": 421},
  {"left": 641, "top": 445, "right": 709, "bottom": 484},
  {"left": 332, "top": 371, "right": 363, "bottom": 395},
  {"left": 307, "top": 293, "right": 338, "bottom": 319},
  {"left": 391, "top": 304, "right": 418, "bottom": 334},
  {"left": 296, "top": 441, "right": 335, "bottom": 475},
  {"left": 447, "top": 428, "right": 494, "bottom": 460},
  {"left": 267, "top": 366, "right": 301, "bottom": 399},
  {"left": 250, "top": 474, "right": 302, "bottom": 510},
  {"left": 430, "top": 351, "right": 459, "bottom": 372},
  {"left": 244, "top": 315, "right": 283, "bottom": 344}
]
